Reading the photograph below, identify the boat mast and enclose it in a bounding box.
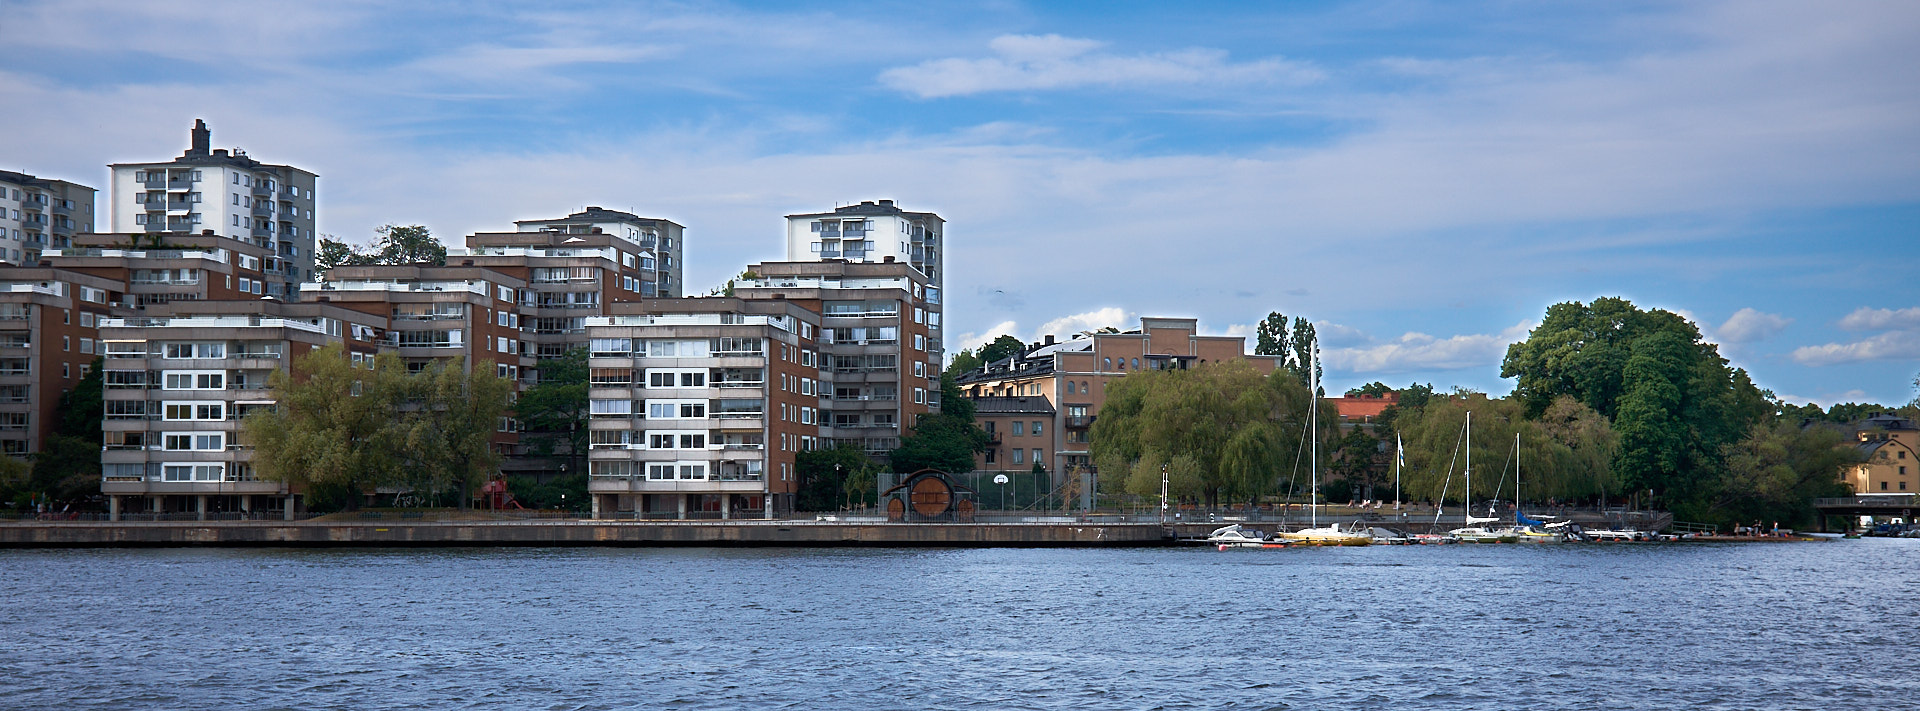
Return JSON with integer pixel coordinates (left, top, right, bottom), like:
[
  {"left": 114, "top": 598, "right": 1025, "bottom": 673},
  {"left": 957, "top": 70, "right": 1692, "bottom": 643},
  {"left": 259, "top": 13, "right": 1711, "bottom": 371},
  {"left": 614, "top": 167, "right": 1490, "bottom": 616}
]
[
  {"left": 1463, "top": 411, "right": 1472, "bottom": 525},
  {"left": 1514, "top": 431, "right": 1521, "bottom": 519},
  {"left": 1309, "top": 344, "right": 1318, "bottom": 529}
]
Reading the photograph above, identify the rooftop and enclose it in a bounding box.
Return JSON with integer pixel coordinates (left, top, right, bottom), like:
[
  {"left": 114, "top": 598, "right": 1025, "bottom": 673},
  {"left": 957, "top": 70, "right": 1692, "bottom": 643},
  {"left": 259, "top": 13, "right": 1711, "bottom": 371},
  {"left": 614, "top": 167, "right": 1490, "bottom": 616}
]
[
  {"left": 786, "top": 199, "right": 941, "bottom": 220},
  {"left": 972, "top": 396, "right": 1057, "bottom": 416}
]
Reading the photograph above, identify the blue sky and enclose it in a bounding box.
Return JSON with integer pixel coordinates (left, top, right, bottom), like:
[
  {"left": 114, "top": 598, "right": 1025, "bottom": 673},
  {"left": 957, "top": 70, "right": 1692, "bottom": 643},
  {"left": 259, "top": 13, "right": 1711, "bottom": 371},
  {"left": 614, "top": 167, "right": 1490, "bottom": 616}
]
[{"left": 2, "top": 0, "right": 1916, "bottom": 406}]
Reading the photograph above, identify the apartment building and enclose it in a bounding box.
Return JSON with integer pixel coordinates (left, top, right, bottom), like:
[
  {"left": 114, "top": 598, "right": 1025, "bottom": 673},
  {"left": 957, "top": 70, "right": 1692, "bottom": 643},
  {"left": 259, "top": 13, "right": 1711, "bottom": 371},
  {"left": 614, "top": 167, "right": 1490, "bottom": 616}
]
[
  {"left": 783, "top": 200, "right": 943, "bottom": 294},
  {"left": 108, "top": 120, "right": 317, "bottom": 297},
  {"left": 583, "top": 297, "right": 821, "bottom": 518},
  {"left": 97, "top": 300, "right": 387, "bottom": 520},
  {"left": 0, "top": 267, "right": 125, "bottom": 455},
  {"left": 315, "top": 265, "right": 534, "bottom": 380},
  {"left": 956, "top": 317, "right": 1282, "bottom": 481},
  {"left": 451, "top": 222, "right": 661, "bottom": 359},
  {"left": 1849, "top": 413, "right": 1918, "bottom": 495},
  {"left": 0, "top": 169, "right": 95, "bottom": 260},
  {"left": 972, "top": 396, "right": 1056, "bottom": 476},
  {"left": 733, "top": 260, "right": 939, "bottom": 458},
  {"left": 51, "top": 231, "right": 277, "bottom": 308},
  {"left": 510, "top": 207, "right": 684, "bottom": 298}
]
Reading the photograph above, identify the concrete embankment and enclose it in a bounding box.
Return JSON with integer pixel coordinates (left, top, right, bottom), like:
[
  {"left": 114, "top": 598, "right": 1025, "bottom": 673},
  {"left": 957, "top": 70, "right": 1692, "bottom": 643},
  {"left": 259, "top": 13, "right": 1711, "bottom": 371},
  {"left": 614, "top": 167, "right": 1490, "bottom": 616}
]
[{"left": 0, "top": 520, "right": 1175, "bottom": 548}]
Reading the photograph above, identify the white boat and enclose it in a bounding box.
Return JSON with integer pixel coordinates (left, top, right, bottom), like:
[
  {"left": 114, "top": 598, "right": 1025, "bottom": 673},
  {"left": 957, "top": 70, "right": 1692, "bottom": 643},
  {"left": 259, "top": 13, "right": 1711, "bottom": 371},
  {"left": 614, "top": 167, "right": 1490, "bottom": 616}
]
[
  {"left": 1448, "top": 412, "right": 1514, "bottom": 543},
  {"left": 1509, "top": 433, "right": 1564, "bottom": 543},
  {"left": 1285, "top": 344, "right": 1374, "bottom": 547},
  {"left": 1207, "top": 524, "right": 1290, "bottom": 549}
]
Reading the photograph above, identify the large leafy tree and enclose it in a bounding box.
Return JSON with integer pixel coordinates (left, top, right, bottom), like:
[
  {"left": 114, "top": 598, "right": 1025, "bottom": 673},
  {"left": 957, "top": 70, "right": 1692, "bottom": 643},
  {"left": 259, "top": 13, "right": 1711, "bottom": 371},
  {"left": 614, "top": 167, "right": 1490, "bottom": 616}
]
[
  {"left": 1696, "top": 421, "right": 1858, "bottom": 527},
  {"left": 390, "top": 357, "right": 513, "bottom": 508},
  {"left": 1254, "top": 311, "right": 1290, "bottom": 357},
  {"left": 1388, "top": 393, "right": 1618, "bottom": 506},
  {"left": 1090, "top": 361, "right": 1323, "bottom": 508},
  {"left": 315, "top": 237, "right": 369, "bottom": 274},
  {"left": 372, "top": 224, "right": 446, "bottom": 266},
  {"left": 515, "top": 349, "right": 589, "bottom": 473},
  {"left": 976, "top": 334, "right": 1026, "bottom": 365},
  {"left": 796, "top": 445, "right": 881, "bottom": 511},
  {"left": 946, "top": 348, "right": 983, "bottom": 378},
  {"left": 245, "top": 345, "right": 406, "bottom": 510}
]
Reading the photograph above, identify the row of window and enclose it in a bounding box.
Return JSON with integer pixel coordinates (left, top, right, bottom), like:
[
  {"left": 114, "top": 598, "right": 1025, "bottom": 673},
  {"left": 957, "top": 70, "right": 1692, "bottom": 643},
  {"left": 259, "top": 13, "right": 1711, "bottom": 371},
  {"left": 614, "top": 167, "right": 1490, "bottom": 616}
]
[
  {"left": 984, "top": 448, "right": 1048, "bottom": 466},
  {"left": 985, "top": 420, "right": 1047, "bottom": 436},
  {"left": 589, "top": 338, "right": 766, "bottom": 357}
]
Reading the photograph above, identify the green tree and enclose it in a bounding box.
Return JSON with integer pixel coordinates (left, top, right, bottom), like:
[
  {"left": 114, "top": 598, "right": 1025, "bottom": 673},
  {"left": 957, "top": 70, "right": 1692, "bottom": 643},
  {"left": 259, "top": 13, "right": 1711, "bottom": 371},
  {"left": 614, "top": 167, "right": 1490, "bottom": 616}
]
[
  {"left": 1289, "top": 317, "right": 1319, "bottom": 388},
  {"left": 389, "top": 357, "right": 512, "bottom": 508},
  {"left": 1346, "top": 381, "right": 1394, "bottom": 397},
  {"left": 315, "top": 237, "right": 369, "bottom": 274},
  {"left": 796, "top": 445, "right": 880, "bottom": 511},
  {"left": 976, "top": 334, "right": 1026, "bottom": 365},
  {"left": 515, "top": 349, "right": 589, "bottom": 474},
  {"left": 1329, "top": 426, "right": 1384, "bottom": 499},
  {"left": 245, "top": 345, "right": 407, "bottom": 510},
  {"left": 1693, "top": 421, "right": 1858, "bottom": 527},
  {"left": 888, "top": 373, "right": 990, "bottom": 473},
  {"left": 946, "top": 348, "right": 983, "bottom": 378},
  {"left": 1254, "top": 311, "right": 1290, "bottom": 357},
  {"left": 1090, "top": 361, "right": 1321, "bottom": 508},
  {"left": 30, "top": 358, "right": 105, "bottom": 504},
  {"left": 372, "top": 224, "right": 446, "bottom": 266}
]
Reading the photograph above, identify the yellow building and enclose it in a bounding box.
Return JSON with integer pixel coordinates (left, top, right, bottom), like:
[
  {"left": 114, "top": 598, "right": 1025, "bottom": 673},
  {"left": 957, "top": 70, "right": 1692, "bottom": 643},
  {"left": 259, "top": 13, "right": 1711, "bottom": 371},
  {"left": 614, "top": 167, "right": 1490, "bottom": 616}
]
[{"left": 1848, "top": 413, "right": 1918, "bottom": 495}]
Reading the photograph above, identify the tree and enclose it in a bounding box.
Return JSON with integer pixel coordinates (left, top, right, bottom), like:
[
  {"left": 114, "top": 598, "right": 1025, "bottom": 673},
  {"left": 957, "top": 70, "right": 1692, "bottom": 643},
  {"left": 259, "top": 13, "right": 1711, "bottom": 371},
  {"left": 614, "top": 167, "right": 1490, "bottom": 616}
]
[
  {"left": 1346, "top": 381, "right": 1394, "bottom": 397},
  {"left": 515, "top": 349, "right": 589, "bottom": 474},
  {"left": 946, "top": 348, "right": 983, "bottom": 378},
  {"left": 315, "top": 237, "right": 368, "bottom": 274},
  {"left": 708, "top": 270, "right": 761, "bottom": 297},
  {"left": 30, "top": 358, "right": 105, "bottom": 505},
  {"left": 245, "top": 345, "right": 406, "bottom": 510},
  {"left": 1254, "top": 311, "right": 1290, "bottom": 357},
  {"left": 389, "top": 357, "right": 513, "bottom": 508},
  {"left": 1289, "top": 317, "right": 1319, "bottom": 389},
  {"left": 976, "top": 334, "right": 1025, "bottom": 365},
  {"left": 1692, "top": 421, "right": 1857, "bottom": 527},
  {"left": 888, "top": 373, "right": 990, "bottom": 473},
  {"left": 1090, "top": 361, "right": 1320, "bottom": 508},
  {"left": 372, "top": 224, "right": 446, "bottom": 266},
  {"left": 796, "top": 445, "right": 880, "bottom": 511}
]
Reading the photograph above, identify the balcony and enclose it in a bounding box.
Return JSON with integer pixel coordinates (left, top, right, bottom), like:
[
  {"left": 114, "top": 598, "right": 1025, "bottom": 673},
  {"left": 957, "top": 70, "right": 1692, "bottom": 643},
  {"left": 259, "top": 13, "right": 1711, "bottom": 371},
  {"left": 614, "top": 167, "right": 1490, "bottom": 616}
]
[
  {"left": 1066, "top": 416, "right": 1092, "bottom": 428},
  {"left": 714, "top": 380, "right": 765, "bottom": 389},
  {"left": 252, "top": 184, "right": 273, "bottom": 198}
]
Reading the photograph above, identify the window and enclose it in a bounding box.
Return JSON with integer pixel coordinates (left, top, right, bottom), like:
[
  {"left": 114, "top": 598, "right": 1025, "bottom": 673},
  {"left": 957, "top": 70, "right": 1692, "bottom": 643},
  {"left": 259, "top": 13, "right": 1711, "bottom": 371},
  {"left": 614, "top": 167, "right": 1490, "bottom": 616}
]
[
  {"left": 1033, "top": 449, "right": 1043, "bottom": 466},
  {"left": 1066, "top": 382, "right": 1076, "bottom": 394},
  {"left": 1104, "top": 357, "right": 1112, "bottom": 370},
  {"left": 985, "top": 449, "right": 997, "bottom": 464},
  {"left": 590, "top": 399, "right": 633, "bottom": 417},
  {"left": 1012, "top": 421, "right": 1025, "bottom": 436},
  {"left": 163, "top": 371, "right": 224, "bottom": 390},
  {"left": 678, "top": 464, "right": 707, "bottom": 480},
  {"left": 648, "top": 464, "right": 676, "bottom": 480},
  {"left": 166, "top": 342, "right": 226, "bottom": 359},
  {"left": 649, "top": 434, "right": 675, "bottom": 449},
  {"left": 680, "top": 372, "right": 705, "bottom": 387},
  {"left": 679, "top": 434, "right": 706, "bottom": 449},
  {"left": 1033, "top": 421, "right": 1044, "bottom": 435},
  {"left": 1132, "top": 358, "right": 1140, "bottom": 369},
  {"left": 163, "top": 433, "right": 223, "bottom": 451},
  {"left": 163, "top": 402, "right": 225, "bottom": 421},
  {"left": 1012, "top": 448, "right": 1024, "bottom": 464}
]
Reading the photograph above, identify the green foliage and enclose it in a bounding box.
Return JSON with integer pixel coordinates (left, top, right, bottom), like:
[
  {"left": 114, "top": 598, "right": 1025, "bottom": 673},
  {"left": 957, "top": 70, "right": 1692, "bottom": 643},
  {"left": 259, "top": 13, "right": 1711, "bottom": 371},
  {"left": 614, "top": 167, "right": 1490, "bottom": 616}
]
[
  {"left": 1289, "top": 317, "right": 1320, "bottom": 390},
  {"left": 315, "top": 237, "right": 368, "bottom": 273},
  {"left": 245, "top": 345, "right": 511, "bottom": 511},
  {"left": 1329, "top": 426, "right": 1384, "bottom": 495},
  {"left": 796, "top": 445, "right": 881, "bottom": 511},
  {"left": 1684, "top": 421, "right": 1858, "bottom": 527},
  {"left": 1254, "top": 312, "right": 1290, "bottom": 357},
  {"left": 372, "top": 224, "right": 446, "bottom": 266},
  {"left": 515, "top": 349, "right": 589, "bottom": 464},
  {"left": 1777, "top": 401, "right": 1902, "bottom": 424},
  {"left": 1500, "top": 297, "right": 1768, "bottom": 504},
  {"left": 946, "top": 348, "right": 983, "bottom": 378},
  {"left": 889, "top": 373, "right": 989, "bottom": 473},
  {"left": 506, "top": 474, "right": 588, "bottom": 511},
  {"left": 708, "top": 270, "right": 761, "bottom": 297},
  {"left": 1346, "top": 381, "right": 1394, "bottom": 397},
  {"left": 1389, "top": 393, "right": 1618, "bottom": 505},
  {"left": 25, "top": 359, "right": 105, "bottom": 505},
  {"left": 977, "top": 335, "right": 1026, "bottom": 365},
  {"left": 1090, "top": 361, "right": 1323, "bottom": 507}
]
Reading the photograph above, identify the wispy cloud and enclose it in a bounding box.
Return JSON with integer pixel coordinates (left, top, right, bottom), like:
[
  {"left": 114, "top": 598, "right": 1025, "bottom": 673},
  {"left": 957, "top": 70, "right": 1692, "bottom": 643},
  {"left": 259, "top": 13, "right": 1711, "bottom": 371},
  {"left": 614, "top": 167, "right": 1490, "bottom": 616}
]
[
  {"left": 1838, "top": 306, "right": 1920, "bottom": 331},
  {"left": 1321, "top": 321, "right": 1535, "bottom": 374},
  {"left": 880, "top": 34, "right": 1321, "bottom": 98},
  {"left": 1717, "top": 308, "right": 1792, "bottom": 343},
  {"left": 1792, "top": 330, "right": 1920, "bottom": 366}
]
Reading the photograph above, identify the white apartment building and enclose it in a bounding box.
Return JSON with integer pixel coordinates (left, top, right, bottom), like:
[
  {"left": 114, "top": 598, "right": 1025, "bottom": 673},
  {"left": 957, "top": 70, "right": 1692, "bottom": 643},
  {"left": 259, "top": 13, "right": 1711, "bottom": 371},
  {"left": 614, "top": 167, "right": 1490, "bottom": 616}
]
[
  {"left": 0, "top": 169, "right": 95, "bottom": 263},
  {"left": 783, "top": 200, "right": 943, "bottom": 292},
  {"left": 108, "top": 120, "right": 317, "bottom": 298}
]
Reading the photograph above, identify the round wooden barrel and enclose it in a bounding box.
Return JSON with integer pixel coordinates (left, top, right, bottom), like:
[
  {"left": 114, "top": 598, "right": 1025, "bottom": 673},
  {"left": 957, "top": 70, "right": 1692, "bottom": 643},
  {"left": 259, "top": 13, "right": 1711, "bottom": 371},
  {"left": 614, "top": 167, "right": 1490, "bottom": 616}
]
[{"left": 910, "top": 477, "right": 952, "bottom": 517}]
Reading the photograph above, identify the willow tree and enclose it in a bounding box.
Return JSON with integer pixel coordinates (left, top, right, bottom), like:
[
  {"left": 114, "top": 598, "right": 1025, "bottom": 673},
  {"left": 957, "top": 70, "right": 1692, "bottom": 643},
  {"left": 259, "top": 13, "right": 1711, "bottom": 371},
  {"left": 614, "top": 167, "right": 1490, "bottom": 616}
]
[
  {"left": 389, "top": 357, "right": 513, "bottom": 508},
  {"left": 244, "top": 344, "right": 408, "bottom": 510},
  {"left": 1090, "top": 361, "right": 1322, "bottom": 508},
  {"left": 1389, "top": 392, "right": 1618, "bottom": 506}
]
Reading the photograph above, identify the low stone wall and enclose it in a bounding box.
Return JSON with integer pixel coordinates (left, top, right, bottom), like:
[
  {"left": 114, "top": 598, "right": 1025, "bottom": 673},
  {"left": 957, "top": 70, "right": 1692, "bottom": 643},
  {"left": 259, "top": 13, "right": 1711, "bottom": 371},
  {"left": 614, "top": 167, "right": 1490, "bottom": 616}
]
[{"left": 0, "top": 521, "right": 1174, "bottom": 548}]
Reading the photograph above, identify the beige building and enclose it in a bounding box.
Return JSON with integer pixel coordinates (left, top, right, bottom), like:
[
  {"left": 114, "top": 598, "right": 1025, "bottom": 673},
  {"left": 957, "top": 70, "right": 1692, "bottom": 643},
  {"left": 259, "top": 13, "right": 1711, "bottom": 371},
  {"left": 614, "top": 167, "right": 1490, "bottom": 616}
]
[
  {"left": 956, "top": 317, "right": 1282, "bottom": 481},
  {"left": 1849, "top": 413, "right": 1918, "bottom": 495}
]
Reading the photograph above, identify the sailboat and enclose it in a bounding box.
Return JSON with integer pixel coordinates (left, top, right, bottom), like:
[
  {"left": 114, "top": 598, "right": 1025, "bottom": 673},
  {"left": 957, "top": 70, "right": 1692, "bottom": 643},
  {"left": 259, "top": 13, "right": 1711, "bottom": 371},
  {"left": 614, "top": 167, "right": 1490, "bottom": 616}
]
[
  {"left": 1510, "top": 432, "right": 1566, "bottom": 543},
  {"left": 1448, "top": 412, "right": 1517, "bottom": 543},
  {"left": 1279, "top": 343, "right": 1373, "bottom": 546}
]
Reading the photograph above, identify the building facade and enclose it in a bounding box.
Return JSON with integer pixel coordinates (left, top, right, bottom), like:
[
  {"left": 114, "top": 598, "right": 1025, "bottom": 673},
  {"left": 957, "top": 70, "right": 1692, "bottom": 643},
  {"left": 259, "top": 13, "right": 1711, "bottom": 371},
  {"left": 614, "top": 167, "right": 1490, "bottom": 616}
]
[
  {"left": 583, "top": 298, "right": 821, "bottom": 518},
  {"left": 509, "top": 207, "right": 684, "bottom": 298},
  {"left": 0, "top": 170, "right": 95, "bottom": 261},
  {"left": 108, "top": 120, "right": 318, "bottom": 297},
  {"left": 956, "top": 317, "right": 1282, "bottom": 480},
  {"left": 1849, "top": 413, "right": 1918, "bottom": 495},
  {"left": 783, "top": 200, "right": 944, "bottom": 294},
  {"left": 734, "top": 260, "right": 940, "bottom": 458},
  {"left": 97, "top": 300, "right": 387, "bottom": 519},
  {"left": 0, "top": 267, "right": 124, "bottom": 455}
]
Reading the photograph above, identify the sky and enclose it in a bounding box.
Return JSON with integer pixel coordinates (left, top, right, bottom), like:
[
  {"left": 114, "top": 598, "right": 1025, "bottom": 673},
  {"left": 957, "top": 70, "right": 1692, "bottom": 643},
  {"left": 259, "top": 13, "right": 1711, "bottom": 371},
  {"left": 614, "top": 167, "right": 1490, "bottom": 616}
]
[{"left": 1, "top": 0, "right": 1916, "bottom": 406}]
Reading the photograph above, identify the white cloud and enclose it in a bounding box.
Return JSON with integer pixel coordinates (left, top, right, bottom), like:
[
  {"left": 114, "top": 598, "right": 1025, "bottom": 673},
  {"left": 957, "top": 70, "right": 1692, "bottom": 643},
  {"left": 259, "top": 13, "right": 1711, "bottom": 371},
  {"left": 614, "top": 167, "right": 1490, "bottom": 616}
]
[
  {"left": 951, "top": 321, "right": 1020, "bottom": 355},
  {"left": 1776, "top": 389, "right": 1870, "bottom": 408},
  {"left": 1321, "top": 321, "right": 1534, "bottom": 374},
  {"left": 1717, "top": 308, "right": 1792, "bottom": 343},
  {"left": 1838, "top": 306, "right": 1920, "bottom": 331},
  {"left": 1036, "top": 307, "right": 1131, "bottom": 340},
  {"left": 879, "top": 34, "right": 1321, "bottom": 98},
  {"left": 1791, "top": 330, "right": 1920, "bottom": 366}
]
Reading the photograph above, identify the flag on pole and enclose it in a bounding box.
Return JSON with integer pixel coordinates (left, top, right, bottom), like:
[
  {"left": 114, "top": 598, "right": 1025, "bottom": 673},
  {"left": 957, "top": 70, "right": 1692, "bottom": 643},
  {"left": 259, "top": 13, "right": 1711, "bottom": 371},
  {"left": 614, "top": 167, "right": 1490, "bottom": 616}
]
[{"left": 1396, "top": 434, "right": 1404, "bottom": 470}]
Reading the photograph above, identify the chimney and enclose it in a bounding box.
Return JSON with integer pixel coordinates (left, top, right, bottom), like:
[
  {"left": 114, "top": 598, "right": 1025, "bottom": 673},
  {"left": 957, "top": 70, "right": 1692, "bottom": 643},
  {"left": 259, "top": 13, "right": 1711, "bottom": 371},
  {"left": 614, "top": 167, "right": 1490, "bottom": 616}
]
[
  {"left": 1044, "top": 334, "right": 1055, "bottom": 345},
  {"left": 190, "top": 119, "right": 210, "bottom": 156},
  {"left": 213, "top": 149, "right": 229, "bottom": 157},
  {"left": 878, "top": 199, "right": 895, "bottom": 207}
]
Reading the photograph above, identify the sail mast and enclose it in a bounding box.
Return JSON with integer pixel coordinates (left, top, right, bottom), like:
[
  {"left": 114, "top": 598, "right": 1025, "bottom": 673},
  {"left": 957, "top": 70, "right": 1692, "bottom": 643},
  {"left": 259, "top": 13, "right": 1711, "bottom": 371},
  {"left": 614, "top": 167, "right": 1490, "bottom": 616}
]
[
  {"left": 1309, "top": 344, "right": 1318, "bottom": 529},
  {"left": 1464, "top": 411, "right": 1472, "bottom": 524}
]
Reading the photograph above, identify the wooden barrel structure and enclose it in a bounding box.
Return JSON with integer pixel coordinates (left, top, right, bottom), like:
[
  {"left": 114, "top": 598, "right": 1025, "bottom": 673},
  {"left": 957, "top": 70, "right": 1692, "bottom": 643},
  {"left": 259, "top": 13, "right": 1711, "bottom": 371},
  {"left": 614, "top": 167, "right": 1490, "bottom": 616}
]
[{"left": 881, "top": 469, "right": 978, "bottom": 523}]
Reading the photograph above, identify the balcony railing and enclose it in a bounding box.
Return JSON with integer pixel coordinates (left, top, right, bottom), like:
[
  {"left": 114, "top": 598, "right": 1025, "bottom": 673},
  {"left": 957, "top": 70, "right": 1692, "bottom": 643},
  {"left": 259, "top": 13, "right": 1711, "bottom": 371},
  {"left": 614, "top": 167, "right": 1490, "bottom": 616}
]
[{"left": 714, "top": 380, "right": 765, "bottom": 388}]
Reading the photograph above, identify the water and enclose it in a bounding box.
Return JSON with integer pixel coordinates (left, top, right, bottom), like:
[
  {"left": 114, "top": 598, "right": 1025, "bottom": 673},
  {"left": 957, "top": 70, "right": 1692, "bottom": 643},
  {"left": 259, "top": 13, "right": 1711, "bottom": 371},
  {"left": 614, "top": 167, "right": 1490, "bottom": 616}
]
[{"left": 1, "top": 539, "right": 1916, "bottom": 710}]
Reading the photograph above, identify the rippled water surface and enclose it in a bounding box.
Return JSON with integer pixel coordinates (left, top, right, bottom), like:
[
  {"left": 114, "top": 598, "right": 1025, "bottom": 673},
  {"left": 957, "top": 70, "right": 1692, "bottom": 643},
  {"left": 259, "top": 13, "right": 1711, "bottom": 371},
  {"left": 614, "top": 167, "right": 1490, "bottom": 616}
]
[{"left": 2, "top": 539, "right": 1917, "bottom": 710}]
